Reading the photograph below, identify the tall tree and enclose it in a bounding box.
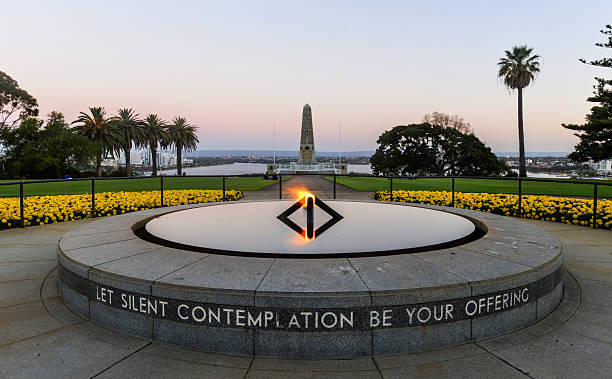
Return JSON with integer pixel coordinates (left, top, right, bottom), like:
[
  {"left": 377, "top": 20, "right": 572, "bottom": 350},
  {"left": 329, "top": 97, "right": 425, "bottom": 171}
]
[
  {"left": 370, "top": 123, "right": 507, "bottom": 176},
  {"left": 0, "top": 71, "right": 38, "bottom": 131},
  {"left": 497, "top": 45, "right": 541, "bottom": 177},
  {"left": 72, "top": 107, "right": 118, "bottom": 177},
  {"left": 111, "top": 108, "right": 144, "bottom": 177},
  {"left": 142, "top": 114, "right": 167, "bottom": 176},
  {"left": 423, "top": 111, "right": 473, "bottom": 134},
  {"left": 563, "top": 25, "right": 612, "bottom": 162},
  {"left": 166, "top": 117, "right": 198, "bottom": 175}
]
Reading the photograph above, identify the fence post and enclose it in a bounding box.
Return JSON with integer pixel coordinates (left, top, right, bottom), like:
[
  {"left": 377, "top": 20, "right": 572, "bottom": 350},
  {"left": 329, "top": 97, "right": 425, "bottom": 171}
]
[
  {"left": 518, "top": 178, "right": 522, "bottom": 218},
  {"left": 333, "top": 174, "right": 337, "bottom": 199},
  {"left": 222, "top": 176, "right": 226, "bottom": 201},
  {"left": 279, "top": 174, "right": 282, "bottom": 199},
  {"left": 451, "top": 177, "right": 455, "bottom": 208},
  {"left": 19, "top": 182, "right": 24, "bottom": 228},
  {"left": 160, "top": 175, "right": 164, "bottom": 207},
  {"left": 593, "top": 183, "right": 598, "bottom": 229},
  {"left": 389, "top": 177, "right": 393, "bottom": 202},
  {"left": 91, "top": 178, "right": 95, "bottom": 217}
]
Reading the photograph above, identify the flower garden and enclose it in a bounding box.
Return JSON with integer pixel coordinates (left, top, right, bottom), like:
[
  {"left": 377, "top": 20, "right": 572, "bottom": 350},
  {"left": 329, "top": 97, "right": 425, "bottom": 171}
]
[
  {"left": 0, "top": 189, "right": 243, "bottom": 229},
  {"left": 372, "top": 190, "right": 612, "bottom": 230}
]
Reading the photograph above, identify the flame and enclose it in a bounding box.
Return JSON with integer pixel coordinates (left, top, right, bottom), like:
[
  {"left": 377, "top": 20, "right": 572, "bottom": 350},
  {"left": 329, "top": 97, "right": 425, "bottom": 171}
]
[
  {"left": 300, "top": 191, "right": 315, "bottom": 208},
  {"left": 288, "top": 187, "right": 316, "bottom": 207}
]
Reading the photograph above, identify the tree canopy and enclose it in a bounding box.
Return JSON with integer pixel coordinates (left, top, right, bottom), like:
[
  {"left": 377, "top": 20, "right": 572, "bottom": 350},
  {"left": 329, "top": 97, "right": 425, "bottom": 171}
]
[
  {"left": 0, "top": 71, "right": 39, "bottom": 131},
  {"left": 563, "top": 25, "right": 612, "bottom": 162},
  {"left": 370, "top": 123, "right": 507, "bottom": 176}
]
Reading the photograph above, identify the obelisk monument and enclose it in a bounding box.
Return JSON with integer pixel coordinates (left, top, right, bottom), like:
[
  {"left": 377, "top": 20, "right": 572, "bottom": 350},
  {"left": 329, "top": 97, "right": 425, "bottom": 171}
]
[{"left": 298, "top": 104, "right": 317, "bottom": 165}]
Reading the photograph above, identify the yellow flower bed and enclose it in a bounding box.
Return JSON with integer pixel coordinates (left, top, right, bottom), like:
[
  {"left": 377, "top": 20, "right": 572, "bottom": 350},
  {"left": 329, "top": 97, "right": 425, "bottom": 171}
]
[
  {"left": 372, "top": 190, "right": 612, "bottom": 230},
  {"left": 0, "top": 189, "right": 243, "bottom": 229}
]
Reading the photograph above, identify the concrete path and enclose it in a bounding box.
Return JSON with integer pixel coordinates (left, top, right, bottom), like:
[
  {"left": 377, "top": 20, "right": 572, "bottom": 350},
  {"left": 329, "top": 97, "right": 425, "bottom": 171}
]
[
  {"left": 244, "top": 175, "right": 372, "bottom": 201},
  {"left": 1, "top": 211, "right": 611, "bottom": 377}
]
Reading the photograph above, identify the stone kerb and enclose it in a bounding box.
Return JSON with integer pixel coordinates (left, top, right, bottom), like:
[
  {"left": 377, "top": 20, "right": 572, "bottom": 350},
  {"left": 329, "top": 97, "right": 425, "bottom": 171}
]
[{"left": 57, "top": 201, "right": 563, "bottom": 358}]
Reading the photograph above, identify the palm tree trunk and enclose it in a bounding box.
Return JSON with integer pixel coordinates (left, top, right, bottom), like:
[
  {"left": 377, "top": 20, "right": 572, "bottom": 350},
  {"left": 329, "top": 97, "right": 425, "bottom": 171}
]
[
  {"left": 124, "top": 146, "right": 131, "bottom": 177},
  {"left": 177, "top": 143, "right": 182, "bottom": 175},
  {"left": 151, "top": 147, "right": 158, "bottom": 176},
  {"left": 96, "top": 154, "right": 102, "bottom": 177},
  {"left": 517, "top": 87, "right": 527, "bottom": 178}
]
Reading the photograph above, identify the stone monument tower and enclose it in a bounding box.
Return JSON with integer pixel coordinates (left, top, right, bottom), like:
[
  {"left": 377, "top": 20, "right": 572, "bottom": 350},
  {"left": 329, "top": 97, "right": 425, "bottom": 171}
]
[{"left": 298, "top": 104, "right": 317, "bottom": 165}]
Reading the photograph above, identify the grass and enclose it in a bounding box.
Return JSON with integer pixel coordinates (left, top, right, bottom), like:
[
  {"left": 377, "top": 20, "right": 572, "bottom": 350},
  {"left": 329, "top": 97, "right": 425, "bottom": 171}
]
[
  {"left": 328, "top": 176, "right": 612, "bottom": 198},
  {"left": 0, "top": 176, "right": 280, "bottom": 197}
]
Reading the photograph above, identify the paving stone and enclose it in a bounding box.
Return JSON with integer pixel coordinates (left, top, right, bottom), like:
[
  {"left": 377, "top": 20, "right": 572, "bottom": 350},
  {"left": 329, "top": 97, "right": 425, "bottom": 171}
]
[
  {"left": 154, "top": 255, "right": 274, "bottom": 306},
  {"left": 348, "top": 254, "right": 470, "bottom": 306},
  {"left": 561, "top": 271, "right": 580, "bottom": 301},
  {"left": 60, "top": 229, "right": 138, "bottom": 251},
  {"left": 255, "top": 258, "right": 370, "bottom": 308},
  {"left": 93, "top": 247, "right": 205, "bottom": 282},
  {"left": 373, "top": 320, "right": 470, "bottom": 355},
  {"left": 415, "top": 248, "right": 537, "bottom": 295},
  {"left": 564, "top": 261, "right": 612, "bottom": 282},
  {"left": 250, "top": 356, "right": 377, "bottom": 371},
  {"left": 254, "top": 330, "right": 372, "bottom": 358},
  {"left": 472, "top": 302, "right": 536, "bottom": 340},
  {"left": 43, "top": 298, "right": 85, "bottom": 326},
  {"left": 538, "top": 298, "right": 579, "bottom": 328},
  {"left": 0, "top": 277, "right": 45, "bottom": 307},
  {"left": 90, "top": 301, "right": 153, "bottom": 339},
  {"left": 379, "top": 351, "right": 525, "bottom": 378},
  {"left": 0, "top": 301, "right": 66, "bottom": 347},
  {"left": 492, "top": 328, "right": 612, "bottom": 378},
  {"left": 144, "top": 343, "right": 252, "bottom": 368},
  {"left": 0, "top": 322, "right": 147, "bottom": 379},
  {"left": 374, "top": 343, "right": 484, "bottom": 369},
  {"left": 61, "top": 239, "right": 161, "bottom": 268},
  {"left": 552, "top": 228, "right": 612, "bottom": 246},
  {"left": 561, "top": 245, "right": 612, "bottom": 263},
  {"left": 0, "top": 260, "right": 57, "bottom": 282},
  {"left": 41, "top": 274, "right": 59, "bottom": 300},
  {"left": 577, "top": 278, "right": 612, "bottom": 307},
  {"left": 560, "top": 302, "right": 612, "bottom": 344},
  {"left": 154, "top": 319, "right": 254, "bottom": 356},
  {"left": 96, "top": 350, "right": 248, "bottom": 379},
  {"left": 0, "top": 229, "right": 65, "bottom": 245},
  {"left": 0, "top": 244, "right": 57, "bottom": 262},
  {"left": 474, "top": 319, "right": 557, "bottom": 351},
  {"left": 246, "top": 369, "right": 382, "bottom": 378}
]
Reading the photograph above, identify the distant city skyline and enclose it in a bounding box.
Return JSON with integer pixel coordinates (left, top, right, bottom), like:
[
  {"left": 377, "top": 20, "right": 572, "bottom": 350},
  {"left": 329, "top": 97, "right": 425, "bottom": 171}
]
[{"left": 3, "top": 1, "right": 611, "bottom": 152}]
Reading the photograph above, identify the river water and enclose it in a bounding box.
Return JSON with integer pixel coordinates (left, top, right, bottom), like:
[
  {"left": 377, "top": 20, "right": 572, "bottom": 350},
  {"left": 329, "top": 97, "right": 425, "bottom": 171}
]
[{"left": 156, "top": 163, "right": 373, "bottom": 175}]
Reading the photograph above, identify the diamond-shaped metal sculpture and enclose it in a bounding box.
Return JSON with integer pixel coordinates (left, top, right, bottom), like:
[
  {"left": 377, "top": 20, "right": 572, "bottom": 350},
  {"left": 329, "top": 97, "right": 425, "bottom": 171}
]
[{"left": 277, "top": 194, "right": 343, "bottom": 240}]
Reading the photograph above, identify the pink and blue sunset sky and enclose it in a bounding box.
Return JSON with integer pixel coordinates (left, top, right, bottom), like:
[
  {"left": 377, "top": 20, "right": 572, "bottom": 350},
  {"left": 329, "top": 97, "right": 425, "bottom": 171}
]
[{"left": 3, "top": 0, "right": 611, "bottom": 152}]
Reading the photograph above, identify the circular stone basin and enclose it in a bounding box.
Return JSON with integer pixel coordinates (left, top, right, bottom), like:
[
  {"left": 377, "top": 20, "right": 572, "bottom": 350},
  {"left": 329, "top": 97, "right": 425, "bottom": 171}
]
[{"left": 139, "top": 200, "right": 480, "bottom": 257}]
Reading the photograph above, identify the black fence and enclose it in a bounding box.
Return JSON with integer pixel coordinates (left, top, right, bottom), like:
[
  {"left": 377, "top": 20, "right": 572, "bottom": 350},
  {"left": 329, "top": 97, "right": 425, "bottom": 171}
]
[{"left": 1, "top": 173, "right": 610, "bottom": 229}]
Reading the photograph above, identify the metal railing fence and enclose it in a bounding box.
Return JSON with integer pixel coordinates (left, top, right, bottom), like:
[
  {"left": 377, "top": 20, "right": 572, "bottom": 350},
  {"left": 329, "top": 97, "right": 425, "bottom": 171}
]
[{"left": 1, "top": 173, "right": 610, "bottom": 229}]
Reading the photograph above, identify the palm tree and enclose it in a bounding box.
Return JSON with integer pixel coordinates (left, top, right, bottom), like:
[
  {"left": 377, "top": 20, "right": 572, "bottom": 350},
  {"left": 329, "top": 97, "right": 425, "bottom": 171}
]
[
  {"left": 111, "top": 108, "right": 144, "bottom": 177},
  {"left": 166, "top": 117, "right": 198, "bottom": 175},
  {"left": 498, "top": 45, "right": 541, "bottom": 177},
  {"left": 142, "top": 114, "right": 167, "bottom": 176},
  {"left": 72, "top": 107, "right": 118, "bottom": 177}
]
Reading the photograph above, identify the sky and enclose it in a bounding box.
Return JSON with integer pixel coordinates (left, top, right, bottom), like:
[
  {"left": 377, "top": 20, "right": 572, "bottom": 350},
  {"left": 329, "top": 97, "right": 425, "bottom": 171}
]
[{"left": 2, "top": 0, "right": 611, "bottom": 153}]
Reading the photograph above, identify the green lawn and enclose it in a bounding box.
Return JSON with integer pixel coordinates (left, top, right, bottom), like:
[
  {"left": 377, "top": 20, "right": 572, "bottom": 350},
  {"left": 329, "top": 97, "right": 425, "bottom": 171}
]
[
  {"left": 0, "top": 176, "right": 280, "bottom": 197},
  {"left": 328, "top": 176, "right": 612, "bottom": 198}
]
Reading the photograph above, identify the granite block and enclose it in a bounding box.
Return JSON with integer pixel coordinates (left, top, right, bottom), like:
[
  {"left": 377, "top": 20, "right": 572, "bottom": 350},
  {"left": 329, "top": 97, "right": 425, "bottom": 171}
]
[
  {"left": 60, "top": 229, "right": 138, "bottom": 251},
  {"left": 537, "top": 281, "right": 563, "bottom": 319},
  {"left": 472, "top": 301, "right": 536, "bottom": 340},
  {"left": 254, "top": 329, "right": 372, "bottom": 358},
  {"left": 89, "top": 270, "right": 151, "bottom": 295},
  {"left": 154, "top": 255, "right": 274, "bottom": 306},
  {"left": 349, "top": 254, "right": 470, "bottom": 306},
  {"left": 154, "top": 319, "right": 254, "bottom": 356},
  {"left": 90, "top": 301, "right": 152, "bottom": 339},
  {"left": 93, "top": 247, "right": 205, "bottom": 283},
  {"left": 62, "top": 239, "right": 161, "bottom": 267},
  {"left": 60, "top": 281, "right": 89, "bottom": 318},
  {"left": 373, "top": 319, "right": 471, "bottom": 355},
  {"left": 255, "top": 258, "right": 370, "bottom": 308}
]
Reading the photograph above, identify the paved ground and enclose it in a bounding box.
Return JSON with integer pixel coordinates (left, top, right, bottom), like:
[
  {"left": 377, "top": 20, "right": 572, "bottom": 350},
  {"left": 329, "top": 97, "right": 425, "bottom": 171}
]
[{"left": 1, "top": 180, "right": 611, "bottom": 378}]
